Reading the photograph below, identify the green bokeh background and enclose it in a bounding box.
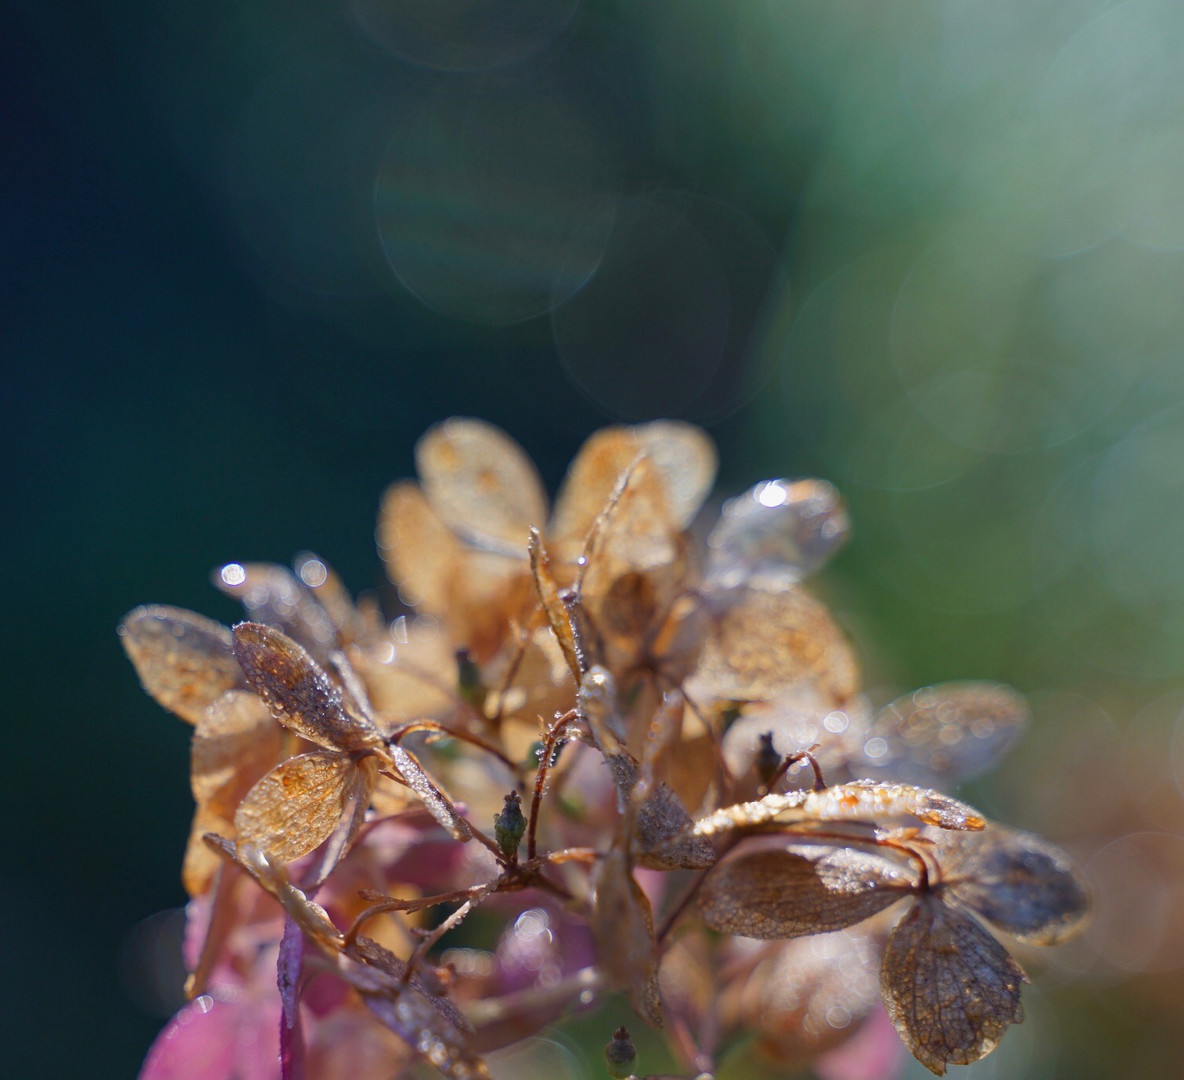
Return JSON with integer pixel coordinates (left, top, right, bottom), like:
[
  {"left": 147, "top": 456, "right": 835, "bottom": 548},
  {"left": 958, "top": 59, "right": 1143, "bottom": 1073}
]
[{"left": 9, "top": 1, "right": 1184, "bottom": 1076}]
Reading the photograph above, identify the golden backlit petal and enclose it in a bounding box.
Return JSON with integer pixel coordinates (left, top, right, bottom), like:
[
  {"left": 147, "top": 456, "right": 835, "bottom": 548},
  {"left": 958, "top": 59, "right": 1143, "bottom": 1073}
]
[
  {"left": 232, "top": 622, "right": 381, "bottom": 752},
  {"left": 214, "top": 562, "right": 338, "bottom": 660},
  {"left": 863, "top": 682, "right": 1029, "bottom": 786},
  {"left": 416, "top": 417, "right": 547, "bottom": 551},
  {"left": 191, "top": 689, "right": 282, "bottom": 808},
  {"left": 181, "top": 800, "right": 235, "bottom": 897},
  {"left": 591, "top": 850, "right": 662, "bottom": 1027},
  {"left": 881, "top": 896, "right": 1026, "bottom": 1075},
  {"left": 698, "top": 842, "right": 914, "bottom": 939},
  {"left": 118, "top": 605, "right": 243, "bottom": 725},
  {"left": 234, "top": 750, "right": 355, "bottom": 864},
  {"left": 689, "top": 585, "right": 860, "bottom": 707},
  {"left": 550, "top": 421, "right": 716, "bottom": 545},
  {"left": 377, "top": 481, "right": 462, "bottom": 614},
  {"left": 936, "top": 825, "right": 1090, "bottom": 945},
  {"left": 691, "top": 781, "right": 986, "bottom": 840},
  {"left": 352, "top": 619, "right": 459, "bottom": 730}
]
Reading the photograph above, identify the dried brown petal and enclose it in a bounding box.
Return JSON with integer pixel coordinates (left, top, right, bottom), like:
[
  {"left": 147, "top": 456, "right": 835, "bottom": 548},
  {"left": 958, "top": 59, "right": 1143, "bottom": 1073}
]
[
  {"left": 234, "top": 750, "right": 358, "bottom": 864},
  {"left": 232, "top": 622, "right": 381, "bottom": 752},
  {"left": 190, "top": 689, "right": 282, "bottom": 809},
  {"left": 691, "top": 781, "right": 986, "bottom": 841},
  {"left": 348, "top": 935, "right": 489, "bottom": 1080},
  {"left": 388, "top": 745, "right": 472, "bottom": 841},
  {"left": 550, "top": 422, "right": 716, "bottom": 546},
  {"left": 119, "top": 606, "right": 244, "bottom": 725},
  {"left": 528, "top": 528, "right": 582, "bottom": 682},
  {"left": 881, "top": 896, "right": 1026, "bottom": 1075},
  {"left": 699, "top": 842, "right": 915, "bottom": 938},
  {"left": 705, "top": 478, "right": 850, "bottom": 590},
  {"left": 416, "top": 417, "right": 547, "bottom": 551},
  {"left": 863, "top": 682, "right": 1028, "bottom": 786},
  {"left": 690, "top": 585, "right": 860, "bottom": 707},
  {"left": 592, "top": 850, "right": 663, "bottom": 1027},
  {"left": 353, "top": 618, "right": 459, "bottom": 730},
  {"left": 378, "top": 481, "right": 462, "bottom": 614},
  {"left": 214, "top": 562, "right": 339, "bottom": 661},
  {"left": 936, "top": 825, "right": 1090, "bottom": 945}
]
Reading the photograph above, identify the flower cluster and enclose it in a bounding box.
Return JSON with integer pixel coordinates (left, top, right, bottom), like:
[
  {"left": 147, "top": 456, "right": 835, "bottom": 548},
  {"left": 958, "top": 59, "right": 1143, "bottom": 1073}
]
[{"left": 122, "top": 419, "right": 1088, "bottom": 1079}]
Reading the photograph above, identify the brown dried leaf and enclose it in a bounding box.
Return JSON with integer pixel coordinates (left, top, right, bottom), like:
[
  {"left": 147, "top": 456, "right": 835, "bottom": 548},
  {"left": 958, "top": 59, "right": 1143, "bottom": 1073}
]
[
  {"left": 881, "top": 895, "right": 1026, "bottom": 1075},
  {"left": 863, "top": 682, "right": 1028, "bottom": 786},
  {"left": 698, "top": 842, "right": 914, "bottom": 938},
  {"left": 935, "top": 825, "right": 1090, "bottom": 945},
  {"left": 233, "top": 750, "right": 357, "bottom": 864},
  {"left": 592, "top": 850, "right": 663, "bottom": 1027},
  {"left": 416, "top": 417, "right": 547, "bottom": 551},
  {"left": 119, "top": 606, "right": 244, "bottom": 725},
  {"left": 690, "top": 585, "right": 860, "bottom": 707},
  {"left": 232, "top": 622, "right": 381, "bottom": 752}
]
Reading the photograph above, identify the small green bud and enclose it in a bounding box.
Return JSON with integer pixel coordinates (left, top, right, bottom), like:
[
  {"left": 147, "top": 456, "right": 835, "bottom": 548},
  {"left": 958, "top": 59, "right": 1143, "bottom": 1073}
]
[
  {"left": 493, "top": 791, "right": 526, "bottom": 860},
  {"left": 604, "top": 1026, "right": 636, "bottom": 1079},
  {"left": 755, "top": 730, "right": 781, "bottom": 788}
]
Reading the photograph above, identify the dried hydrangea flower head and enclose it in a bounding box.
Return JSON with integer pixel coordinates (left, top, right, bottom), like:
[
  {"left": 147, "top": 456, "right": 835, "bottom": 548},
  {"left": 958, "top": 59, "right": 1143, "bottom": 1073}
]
[{"left": 121, "top": 417, "right": 1088, "bottom": 1080}]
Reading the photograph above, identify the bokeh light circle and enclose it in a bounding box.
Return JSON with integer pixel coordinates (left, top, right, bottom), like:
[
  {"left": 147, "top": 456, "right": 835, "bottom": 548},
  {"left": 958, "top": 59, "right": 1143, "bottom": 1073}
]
[
  {"left": 349, "top": 0, "right": 581, "bottom": 73},
  {"left": 552, "top": 193, "right": 786, "bottom": 421},
  {"left": 375, "top": 80, "right": 618, "bottom": 325}
]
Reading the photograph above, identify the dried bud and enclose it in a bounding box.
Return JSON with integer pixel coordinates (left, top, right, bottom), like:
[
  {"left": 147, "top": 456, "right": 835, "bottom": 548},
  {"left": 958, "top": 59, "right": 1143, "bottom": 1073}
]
[
  {"left": 494, "top": 791, "right": 526, "bottom": 860},
  {"left": 755, "top": 730, "right": 781, "bottom": 788},
  {"left": 605, "top": 1026, "right": 637, "bottom": 1079}
]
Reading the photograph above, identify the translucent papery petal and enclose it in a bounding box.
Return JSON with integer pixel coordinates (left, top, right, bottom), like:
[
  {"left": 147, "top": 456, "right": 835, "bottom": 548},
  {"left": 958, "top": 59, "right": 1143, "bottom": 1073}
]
[
  {"left": 416, "top": 417, "right": 548, "bottom": 552},
  {"left": 234, "top": 751, "right": 356, "bottom": 865},
  {"left": 690, "top": 781, "right": 986, "bottom": 843},
  {"left": 232, "top": 622, "right": 380, "bottom": 752},
  {"left": 182, "top": 801, "right": 237, "bottom": 898},
  {"left": 881, "top": 896, "right": 1026, "bottom": 1076},
  {"left": 292, "top": 552, "right": 372, "bottom": 646},
  {"left": 860, "top": 682, "right": 1029, "bottom": 787},
  {"left": 591, "top": 850, "right": 663, "bottom": 1028},
  {"left": 699, "top": 842, "right": 915, "bottom": 939},
  {"left": 352, "top": 618, "right": 459, "bottom": 731},
  {"left": 388, "top": 745, "right": 472, "bottom": 841},
  {"left": 378, "top": 482, "right": 462, "bottom": 614},
  {"left": 706, "top": 478, "right": 850, "bottom": 590},
  {"left": 720, "top": 929, "right": 884, "bottom": 1065},
  {"left": 688, "top": 585, "right": 860, "bottom": 708},
  {"left": 550, "top": 421, "right": 716, "bottom": 548},
  {"left": 119, "top": 606, "right": 244, "bottom": 725},
  {"left": 214, "top": 563, "right": 339, "bottom": 664},
  {"left": 191, "top": 689, "right": 282, "bottom": 810},
  {"left": 934, "top": 825, "right": 1090, "bottom": 945}
]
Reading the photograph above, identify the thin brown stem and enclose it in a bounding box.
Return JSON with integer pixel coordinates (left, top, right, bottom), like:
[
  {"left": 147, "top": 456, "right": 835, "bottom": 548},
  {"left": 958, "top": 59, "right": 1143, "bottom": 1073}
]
[{"left": 526, "top": 709, "right": 579, "bottom": 861}]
